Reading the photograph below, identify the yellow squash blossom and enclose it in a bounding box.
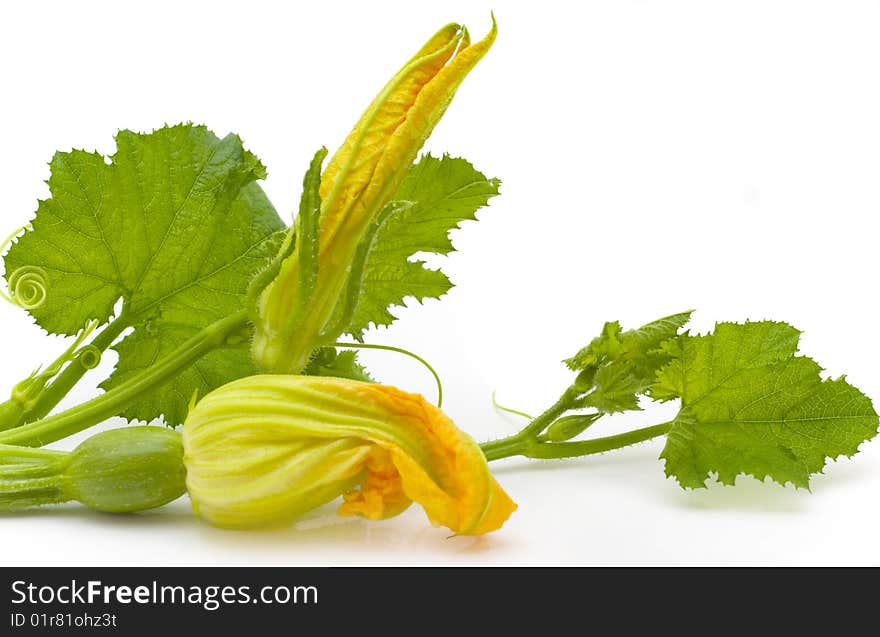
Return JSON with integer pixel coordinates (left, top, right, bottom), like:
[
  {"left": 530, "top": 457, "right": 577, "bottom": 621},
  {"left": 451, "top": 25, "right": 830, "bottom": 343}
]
[
  {"left": 182, "top": 375, "right": 516, "bottom": 535},
  {"left": 253, "top": 19, "right": 497, "bottom": 373}
]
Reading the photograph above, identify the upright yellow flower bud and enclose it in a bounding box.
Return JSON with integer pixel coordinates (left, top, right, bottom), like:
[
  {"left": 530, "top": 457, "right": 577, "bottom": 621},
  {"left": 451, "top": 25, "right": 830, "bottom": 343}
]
[
  {"left": 253, "top": 19, "right": 498, "bottom": 373},
  {"left": 182, "top": 375, "right": 516, "bottom": 535}
]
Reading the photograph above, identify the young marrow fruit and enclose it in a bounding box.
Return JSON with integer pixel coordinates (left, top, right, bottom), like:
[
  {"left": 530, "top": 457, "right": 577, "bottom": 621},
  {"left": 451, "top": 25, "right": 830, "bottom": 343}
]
[{"left": 0, "top": 427, "right": 186, "bottom": 513}]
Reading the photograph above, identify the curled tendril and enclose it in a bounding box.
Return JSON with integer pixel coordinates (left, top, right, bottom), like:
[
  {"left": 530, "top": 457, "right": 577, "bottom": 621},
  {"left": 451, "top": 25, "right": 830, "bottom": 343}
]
[
  {"left": 10, "top": 320, "right": 100, "bottom": 405},
  {"left": 6, "top": 266, "right": 48, "bottom": 310},
  {"left": 491, "top": 390, "right": 535, "bottom": 421},
  {"left": 329, "top": 341, "right": 444, "bottom": 408},
  {"left": 44, "top": 320, "right": 99, "bottom": 378},
  {"left": 76, "top": 345, "right": 102, "bottom": 370},
  {"left": 0, "top": 226, "right": 45, "bottom": 310}
]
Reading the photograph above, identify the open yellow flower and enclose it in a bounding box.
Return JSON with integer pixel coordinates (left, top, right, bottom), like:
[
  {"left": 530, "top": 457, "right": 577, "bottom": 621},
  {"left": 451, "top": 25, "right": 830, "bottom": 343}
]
[
  {"left": 253, "top": 18, "right": 498, "bottom": 373},
  {"left": 182, "top": 375, "right": 516, "bottom": 535}
]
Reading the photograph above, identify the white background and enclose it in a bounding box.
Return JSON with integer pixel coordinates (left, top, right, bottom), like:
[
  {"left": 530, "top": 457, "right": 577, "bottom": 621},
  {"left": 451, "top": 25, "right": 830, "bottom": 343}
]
[{"left": 1, "top": 0, "right": 879, "bottom": 565}]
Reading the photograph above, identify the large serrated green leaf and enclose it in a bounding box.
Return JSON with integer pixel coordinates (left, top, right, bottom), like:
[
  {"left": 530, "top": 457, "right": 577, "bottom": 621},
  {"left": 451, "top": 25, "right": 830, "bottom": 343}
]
[
  {"left": 4, "top": 124, "right": 285, "bottom": 425},
  {"left": 656, "top": 321, "right": 879, "bottom": 489},
  {"left": 346, "top": 153, "right": 500, "bottom": 337}
]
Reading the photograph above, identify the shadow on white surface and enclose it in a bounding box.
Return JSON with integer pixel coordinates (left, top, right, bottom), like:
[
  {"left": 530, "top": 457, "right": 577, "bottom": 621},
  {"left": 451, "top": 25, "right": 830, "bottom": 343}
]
[
  {"left": 658, "top": 446, "right": 878, "bottom": 512},
  {"left": 0, "top": 506, "right": 192, "bottom": 523},
  {"left": 0, "top": 498, "right": 505, "bottom": 564},
  {"left": 208, "top": 509, "right": 501, "bottom": 561},
  {"left": 488, "top": 443, "right": 859, "bottom": 514}
]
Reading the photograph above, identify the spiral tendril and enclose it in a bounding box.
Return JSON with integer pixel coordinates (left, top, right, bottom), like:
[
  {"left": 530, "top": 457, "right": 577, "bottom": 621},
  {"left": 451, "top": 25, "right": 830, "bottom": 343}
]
[
  {"left": 0, "top": 226, "right": 44, "bottom": 310},
  {"left": 76, "top": 345, "right": 102, "bottom": 370},
  {"left": 6, "top": 266, "right": 48, "bottom": 310},
  {"left": 10, "top": 320, "right": 100, "bottom": 405},
  {"left": 43, "top": 320, "right": 99, "bottom": 378}
]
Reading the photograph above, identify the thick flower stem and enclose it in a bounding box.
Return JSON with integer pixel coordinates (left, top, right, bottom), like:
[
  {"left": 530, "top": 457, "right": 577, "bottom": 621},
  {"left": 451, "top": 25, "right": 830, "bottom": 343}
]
[
  {"left": 0, "top": 310, "right": 249, "bottom": 447},
  {"left": 0, "top": 475, "right": 67, "bottom": 509},
  {"left": 481, "top": 422, "right": 673, "bottom": 462},
  {"left": 0, "top": 444, "right": 67, "bottom": 462},
  {"left": 479, "top": 385, "right": 673, "bottom": 462},
  {"left": 520, "top": 386, "right": 580, "bottom": 438},
  {"left": 480, "top": 385, "right": 579, "bottom": 461},
  {"left": 480, "top": 434, "right": 531, "bottom": 462},
  {"left": 0, "top": 445, "right": 69, "bottom": 509}
]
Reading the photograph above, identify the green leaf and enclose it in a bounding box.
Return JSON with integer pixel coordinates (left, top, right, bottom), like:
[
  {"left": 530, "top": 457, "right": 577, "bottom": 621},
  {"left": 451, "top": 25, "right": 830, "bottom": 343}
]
[
  {"left": 345, "top": 153, "right": 500, "bottom": 338},
  {"left": 656, "top": 321, "right": 879, "bottom": 489},
  {"left": 302, "top": 348, "right": 375, "bottom": 383},
  {"left": 568, "top": 312, "right": 693, "bottom": 414},
  {"left": 586, "top": 363, "right": 650, "bottom": 413},
  {"left": 4, "top": 124, "right": 285, "bottom": 425},
  {"left": 565, "top": 311, "right": 693, "bottom": 371}
]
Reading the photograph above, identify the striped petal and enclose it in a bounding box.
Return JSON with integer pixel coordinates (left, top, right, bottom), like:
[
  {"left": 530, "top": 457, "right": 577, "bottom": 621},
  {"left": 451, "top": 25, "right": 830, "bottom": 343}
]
[
  {"left": 182, "top": 375, "right": 516, "bottom": 535},
  {"left": 252, "top": 19, "right": 497, "bottom": 374}
]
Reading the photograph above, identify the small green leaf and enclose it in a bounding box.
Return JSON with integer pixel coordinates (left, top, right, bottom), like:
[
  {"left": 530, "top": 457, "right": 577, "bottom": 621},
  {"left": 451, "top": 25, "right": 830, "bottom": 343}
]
[
  {"left": 303, "top": 348, "right": 375, "bottom": 383},
  {"left": 568, "top": 312, "right": 693, "bottom": 414},
  {"left": 565, "top": 311, "right": 693, "bottom": 371},
  {"left": 656, "top": 321, "right": 879, "bottom": 489},
  {"left": 346, "top": 154, "right": 500, "bottom": 338},
  {"left": 585, "top": 364, "right": 649, "bottom": 413}
]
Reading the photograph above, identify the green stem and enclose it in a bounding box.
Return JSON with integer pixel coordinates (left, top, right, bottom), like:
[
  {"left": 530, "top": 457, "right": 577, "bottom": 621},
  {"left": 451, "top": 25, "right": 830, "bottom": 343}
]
[
  {"left": 481, "top": 421, "right": 673, "bottom": 462},
  {"left": 478, "top": 385, "right": 581, "bottom": 461},
  {"left": 0, "top": 444, "right": 67, "bottom": 462},
  {"left": 0, "top": 401, "right": 25, "bottom": 433},
  {"left": 521, "top": 386, "right": 580, "bottom": 439},
  {"left": 479, "top": 382, "right": 671, "bottom": 462},
  {"left": 480, "top": 386, "right": 578, "bottom": 461},
  {"left": 0, "top": 444, "right": 69, "bottom": 508},
  {"left": 0, "top": 477, "right": 67, "bottom": 509},
  {"left": 0, "top": 310, "right": 248, "bottom": 447},
  {"left": 12, "top": 312, "right": 129, "bottom": 428},
  {"left": 480, "top": 434, "right": 530, "bottom": 462}
]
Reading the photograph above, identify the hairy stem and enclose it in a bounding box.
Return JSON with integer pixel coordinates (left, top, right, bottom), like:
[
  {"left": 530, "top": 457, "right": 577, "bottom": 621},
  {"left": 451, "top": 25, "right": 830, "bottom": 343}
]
[
  {"left": 0, "top": 478, "right": 67, "bottom": 510},
  {"left": 479, "top": 383, "right": 672, "bottom": 462},
  {"left": 521, "top": 386, "right": 580, "bottom": 438},
  {"left": 0, "top": 444, "right": 67, "bottom": 462},
  {"left": 480, "top": 434, "right": 531, "bottom": 462},
  {"left": 0, "top": 444, "right": 69, "bottom": 509},
  {"left": 481, "top": 422, "right": 673, "bottom": 462},
  {"left": 480, "top": 385, "right": 578, "bottom": 460},
  {"left": 0, "top": 311, "right": 248, "bottom": 447},
  {"left": 12, "top": 312, "right": 129, "bottom": 428}
]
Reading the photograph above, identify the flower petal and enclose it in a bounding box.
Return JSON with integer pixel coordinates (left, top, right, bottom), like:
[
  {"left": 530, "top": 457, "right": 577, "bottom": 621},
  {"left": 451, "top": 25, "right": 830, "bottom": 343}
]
[
  {"left": 335, "top": 381, "right": 516, "bottom": 535},
  {"left": 183, "top": 375, "right": 516, "bottom": 534},
  {"left": 320, "top": 19, "right": 497, "bottom": 255},
  {"left": 252, "top": 19, "right": 498, "bottom": 374},
  {"left": 319, "top": 23, "right": 463, "bottom": 242}
]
